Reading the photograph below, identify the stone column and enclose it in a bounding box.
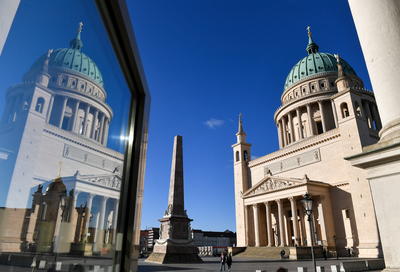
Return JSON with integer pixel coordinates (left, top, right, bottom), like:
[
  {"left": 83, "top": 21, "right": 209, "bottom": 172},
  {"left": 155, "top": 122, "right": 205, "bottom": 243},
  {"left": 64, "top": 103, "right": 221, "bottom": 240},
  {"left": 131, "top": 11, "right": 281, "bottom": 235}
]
[
  {"left": 289, "top": 196, "right": 299, "bottom": 246},
  {"left": 71, "top": 100, "right": 80, "bottom": 132},
  {"left": 95, "top": 196, "right": 109, "bottom": 251},
  {"left": 317, "top": 195, "right": 327, "bottom": 243},
  {"left": 82, "top": 104, "right": 91, "bottom": 136},
  {"left": 277, "top": 121, "right": 283, "bottom": 149},
  {"left": 306, "top": 103, "right": 314, "bottom": 136},
  {"left": 264, "top": 201, "right": 273, "bottom": 247},
  {"left": 252, "top": 204, "right": 260, "bottom": 247},
  {"left": 58, "top": 96, "right": 68, "bottom": 128},
  {"left": 102, "top": 118, "right": 110, "bottom": 145},
  {"left": 84, "top": 193, "right": 95, "bottom": 239},
  {"left": 296, "top": 107, "right": 303, "bottom": 139},
  {"left": 318, "top": 100, "right": 326, "bottom": 132},
  {"left": 90, "top": 108, "right": 99, "bottom": 139},
  {"left": 288, "top": 111, "right": 294, "bottom": 143},
  {"left": 331, "top": 99, "right": 338, "bottom": 128},
  {"left": 112, "top": 199, "right": 119, "bottom": 244},
  {"left": 98, "top": 113, "right": 105, "bottom": 143},
  {"left": 349, "top": 0, "right": 400, "bottom": 142},
  {"left": 276, "top": 199, "right": 286, "bottom": 246},
  {"left": 281, "top": 117, "right": 287, "bottom": 147},
  {"left": 304, "top": 209, "right": 312, "bottom": 246},
  {"left": 245, "top": 205, "right": 250, "bottom": 246},
  {"left": 46, "top": 95, "right": 55, "bottom": 123}
]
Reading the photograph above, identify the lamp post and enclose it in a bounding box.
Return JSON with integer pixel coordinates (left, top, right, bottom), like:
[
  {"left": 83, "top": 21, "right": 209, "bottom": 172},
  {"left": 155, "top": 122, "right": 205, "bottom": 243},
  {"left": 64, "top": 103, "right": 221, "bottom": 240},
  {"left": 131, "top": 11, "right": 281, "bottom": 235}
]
[
  {"left": 301, "top": 192, "right": 317, "bottom": 272},
  {"left": 333, "top": 235, "right": 338, "bottom": 260}
]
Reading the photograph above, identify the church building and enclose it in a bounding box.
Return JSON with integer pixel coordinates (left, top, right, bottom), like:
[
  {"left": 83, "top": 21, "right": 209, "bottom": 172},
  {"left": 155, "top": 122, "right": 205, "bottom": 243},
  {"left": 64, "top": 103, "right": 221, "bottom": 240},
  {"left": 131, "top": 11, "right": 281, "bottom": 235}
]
[{"left": 232, "top": 29, "right": 382, "bottom": 258}]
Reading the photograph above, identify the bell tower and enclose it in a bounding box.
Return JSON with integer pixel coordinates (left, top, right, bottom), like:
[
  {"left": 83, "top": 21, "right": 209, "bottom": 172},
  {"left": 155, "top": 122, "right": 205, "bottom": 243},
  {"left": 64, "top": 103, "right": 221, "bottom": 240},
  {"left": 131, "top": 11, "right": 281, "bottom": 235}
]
[{"left": 232, "top": 114, "right": 252, "bottom": 246}]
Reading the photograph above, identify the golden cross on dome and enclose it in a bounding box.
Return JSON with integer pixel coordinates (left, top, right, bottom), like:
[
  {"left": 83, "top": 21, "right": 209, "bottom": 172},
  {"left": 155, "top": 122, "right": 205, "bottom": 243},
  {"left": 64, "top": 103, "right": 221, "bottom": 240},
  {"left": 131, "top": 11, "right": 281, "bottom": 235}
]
[
  {"left": 307, "top": 26, "right": 311, "bottom": 37},
  {"left": 78, "top": 22, "right": 83, "bottom": 33},
  {"left": 57, "top": 161, "right": 62, "bottom": 178}
]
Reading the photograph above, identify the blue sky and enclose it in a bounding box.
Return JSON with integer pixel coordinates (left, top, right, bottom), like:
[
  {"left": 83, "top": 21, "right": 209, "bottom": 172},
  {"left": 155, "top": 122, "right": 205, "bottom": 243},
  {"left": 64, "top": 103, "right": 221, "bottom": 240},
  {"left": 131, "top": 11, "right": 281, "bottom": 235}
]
[
  {"left": 0, "top": 1, "right": 372, "bottom": 232},
  {"left": 128, "top": 1, "right": 372, "bottom": 232}
]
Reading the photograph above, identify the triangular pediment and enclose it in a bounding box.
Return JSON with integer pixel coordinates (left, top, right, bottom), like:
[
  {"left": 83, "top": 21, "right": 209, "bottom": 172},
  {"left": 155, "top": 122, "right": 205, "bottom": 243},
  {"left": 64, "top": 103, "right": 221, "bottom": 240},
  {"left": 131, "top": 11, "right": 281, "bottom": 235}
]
[{"left": 242, "top": 175, "right": 308, "bottom": 198}]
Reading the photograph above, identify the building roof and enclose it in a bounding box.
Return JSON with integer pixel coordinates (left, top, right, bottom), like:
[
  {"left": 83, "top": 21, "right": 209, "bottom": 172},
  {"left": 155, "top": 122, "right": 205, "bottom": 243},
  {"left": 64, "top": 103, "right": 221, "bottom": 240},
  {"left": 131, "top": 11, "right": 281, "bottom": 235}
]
[
  {"left": 29, "top": 27, "right": 104, "bottom": 88},
  {"left": 283, "top": 32, "right": 356, "bottom": 91}
]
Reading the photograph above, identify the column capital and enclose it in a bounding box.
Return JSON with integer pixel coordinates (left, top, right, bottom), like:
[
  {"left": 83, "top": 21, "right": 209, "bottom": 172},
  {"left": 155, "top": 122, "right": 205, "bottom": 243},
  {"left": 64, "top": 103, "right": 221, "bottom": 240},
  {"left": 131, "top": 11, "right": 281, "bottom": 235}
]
[
  {"left": 275, "top": 199, "right": 282, "bottom": 205},
  {"left": 288, "top": 111, "right": 292, "bottom": 117},
  {"left": 316, "top": 195, "right": 325, "bottom": 202},
  {"left": 102, "top": 196, "right": 110, "bottom": 202},
  {"left": 252, "top": 203, "right": 259, "bottom": 209},
  {"left": 288, "top": 196, "right": 297, "bottom": 202},
  {"left": 263, "top": 201, "right": 270, "bottom": 207},
  {"left": 88, "top": 193, "right": 96, "bottom": 200}
]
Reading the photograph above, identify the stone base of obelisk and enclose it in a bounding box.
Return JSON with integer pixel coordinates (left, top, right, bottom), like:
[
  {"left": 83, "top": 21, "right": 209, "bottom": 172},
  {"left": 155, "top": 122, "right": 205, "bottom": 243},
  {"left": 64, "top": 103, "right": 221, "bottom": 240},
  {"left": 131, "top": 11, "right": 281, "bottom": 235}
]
[{"left": 146, "top": 239, "right": 203, "bottom": 264}]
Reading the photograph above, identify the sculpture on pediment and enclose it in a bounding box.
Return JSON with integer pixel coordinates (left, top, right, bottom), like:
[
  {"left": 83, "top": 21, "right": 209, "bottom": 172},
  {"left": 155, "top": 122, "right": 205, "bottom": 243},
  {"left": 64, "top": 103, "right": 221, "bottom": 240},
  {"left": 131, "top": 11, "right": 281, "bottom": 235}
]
[{"left": 250, "top": 179, "right": 294, "bottom": 195}]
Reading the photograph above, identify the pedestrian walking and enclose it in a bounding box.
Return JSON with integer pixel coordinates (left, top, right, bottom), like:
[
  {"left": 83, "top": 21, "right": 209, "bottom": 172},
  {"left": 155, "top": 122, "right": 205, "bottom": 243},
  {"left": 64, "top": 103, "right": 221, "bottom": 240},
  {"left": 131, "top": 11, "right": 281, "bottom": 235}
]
[
  {"left": 226, "top": 252, "right": 233, "bottom": 271},
  {"left": 280, "top": 249, "right": 286, "bottom": 260},
  {"left": 220, "top": 252, "right": 226, "bottom": 271}
]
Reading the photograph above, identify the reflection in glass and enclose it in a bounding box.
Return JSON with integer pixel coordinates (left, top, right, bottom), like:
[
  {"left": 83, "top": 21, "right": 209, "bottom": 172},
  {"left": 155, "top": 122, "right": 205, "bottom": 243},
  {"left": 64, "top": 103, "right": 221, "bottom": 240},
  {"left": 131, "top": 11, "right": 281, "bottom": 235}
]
[{"left": 0, "top": 2, "right": 134, "bottom": 269}]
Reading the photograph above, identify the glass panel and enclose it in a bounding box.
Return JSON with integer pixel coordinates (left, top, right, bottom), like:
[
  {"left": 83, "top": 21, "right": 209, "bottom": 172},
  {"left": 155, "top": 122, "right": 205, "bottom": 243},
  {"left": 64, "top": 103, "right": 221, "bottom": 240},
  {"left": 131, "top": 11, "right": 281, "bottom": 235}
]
[{"left": 0, "top": 1, "right": 134, "bottom": 271}]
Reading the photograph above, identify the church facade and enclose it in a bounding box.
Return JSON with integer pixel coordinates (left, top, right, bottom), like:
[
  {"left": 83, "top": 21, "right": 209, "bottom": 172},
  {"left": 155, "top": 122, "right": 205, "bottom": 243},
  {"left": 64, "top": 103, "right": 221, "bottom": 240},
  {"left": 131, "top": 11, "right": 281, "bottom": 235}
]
[{"left": 232, "top": 30, "right": 382, "bottom": 258}]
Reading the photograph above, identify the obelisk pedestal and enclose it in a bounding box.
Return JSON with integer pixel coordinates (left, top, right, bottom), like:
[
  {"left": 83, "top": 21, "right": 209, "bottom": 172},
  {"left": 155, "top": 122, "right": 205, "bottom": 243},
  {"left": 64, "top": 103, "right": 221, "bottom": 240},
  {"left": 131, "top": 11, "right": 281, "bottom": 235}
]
[{"left": 146, "top": 136, "right": 202, "bottom": 263}]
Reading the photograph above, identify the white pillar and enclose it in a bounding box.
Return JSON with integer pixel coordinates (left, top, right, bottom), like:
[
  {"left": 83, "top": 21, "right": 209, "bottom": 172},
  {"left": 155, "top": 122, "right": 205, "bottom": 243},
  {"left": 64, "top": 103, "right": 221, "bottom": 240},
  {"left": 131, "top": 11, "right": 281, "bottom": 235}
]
[
  {"left": 245, "top": 205, "right": 250, "bottom": 246},
  {"left": 252, "top": 204, "right": 260, "bottom": 247},
  {"left": 317, "top": 195, "right": 327, "bottom": 243},
  {"left": 85, "top": 193, "right": 95, "bottom": 230},
  {"left": 289, "top": 196, "right": 299, "bottom": 246},
  {"left": 98, "top": 196, "right": 108, "bottom": 231},
  {"left": 296, "top": 107, "right": 303, "bottom": 139},
  {"left": 276, "top": 199, "right": 286, "bottom": 246},
  {"left": 46, "top": 94, "right": 55, "bottom": 123},
  {"left": 58, "top": 96, "right": 68, "bottom": 128},
  {"left": 348, "top": 0, "right": 400, "bottom": 142},
  {"left": 331, "top": 99, "right": 338, "bottom": 128},
  {"left": 0, "top": 0, "right": 21, "bottom": 56},
  {"left": 71, "top": 100, "right": 80, "bottom": 132},
  {"left": 112, "top": 199, "right": 119, "bottom": 244},
  {"left": 82, "top": 104, "right": 91, "bottom": 136},
  {"left": 98, "top": 114, "right": 105, "bottom": 143},
  {"left": 277, "top": 121, "right": 283, "bottom": 149},
  {"left": 281, "top": 117, "right": 288, "bottom": 147},
  {"left": 288, "top": 111, "right": 294, "bottom": 143},
  {"left": 318, "top": 100, "right": 326, "bottom": 133},
  {"left": 264, "top": 201, "right": 273, "bottom": 247},
  {"left": 306, "top": 103, "right": 314, "bottom": 136},
  {"left": 103, "top": 118, "right": 110, "bottom": 145},
  {"left": 90, "top": 108, "right": 99, "bottom": 139}
]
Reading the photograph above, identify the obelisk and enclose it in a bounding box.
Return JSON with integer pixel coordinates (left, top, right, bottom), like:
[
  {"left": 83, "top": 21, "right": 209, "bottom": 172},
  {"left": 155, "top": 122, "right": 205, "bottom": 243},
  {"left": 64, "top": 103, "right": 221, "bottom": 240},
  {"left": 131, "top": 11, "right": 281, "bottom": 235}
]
[{"left": 146, "top": 135, "right": 202, "bottom": 263}]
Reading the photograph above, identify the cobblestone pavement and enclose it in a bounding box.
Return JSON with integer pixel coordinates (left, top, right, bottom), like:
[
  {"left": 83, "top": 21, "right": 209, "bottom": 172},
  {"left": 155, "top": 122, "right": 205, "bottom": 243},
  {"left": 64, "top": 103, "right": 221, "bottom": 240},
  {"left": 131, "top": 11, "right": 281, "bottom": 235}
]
[{"left": 0, "top": 256, "right": 384, "bottom": 272}]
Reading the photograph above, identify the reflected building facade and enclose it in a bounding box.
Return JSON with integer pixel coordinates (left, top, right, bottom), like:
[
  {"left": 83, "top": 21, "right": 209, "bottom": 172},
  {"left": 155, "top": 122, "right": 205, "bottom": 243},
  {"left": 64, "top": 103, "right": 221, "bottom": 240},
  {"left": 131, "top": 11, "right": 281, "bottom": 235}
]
[{"left": 0, "top": 26, "right": 123, "bottom": 255}]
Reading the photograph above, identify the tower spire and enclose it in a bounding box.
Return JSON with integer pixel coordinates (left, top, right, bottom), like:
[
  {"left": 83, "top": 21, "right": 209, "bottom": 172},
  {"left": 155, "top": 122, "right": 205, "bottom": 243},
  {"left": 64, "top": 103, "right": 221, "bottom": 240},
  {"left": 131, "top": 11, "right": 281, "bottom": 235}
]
[
  {"left": 236, "top": 113, "right": 246, "bottom": 143},
  {"left": 306, "top": 26, "right": 319, "bottom": 54},
  {"left": 70, "top": 22, "right": 83, "bottom": 51}
]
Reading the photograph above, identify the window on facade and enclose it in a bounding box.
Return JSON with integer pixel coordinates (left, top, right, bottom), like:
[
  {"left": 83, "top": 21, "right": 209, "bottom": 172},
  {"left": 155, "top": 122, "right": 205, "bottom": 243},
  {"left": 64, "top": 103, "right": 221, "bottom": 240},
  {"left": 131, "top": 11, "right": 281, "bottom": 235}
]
[
  {"left": 321, "top": 83, "right": 325, "bottom": 88},
  {"left": 236, "top": 151, "right": 239, "bottom": 162},
  {"left": 331, "top": 81, "right": 334, "bottom": 87},
  {"left": 243, "top": 150, "right": 249, "bottom": 161},
  {"left": 311, "top": 85, "right": 315, "bottom": 90},
  {"left": 354, "top": 101, "right": 361, "bottom": 116},
  {"left": 61, "top": 116, "right": 70, "bottom": 130},
  {"left": 316, "top": 121, "right": 323, "bottom": 134},
  {"left": 35, "top": 97, "right": 45, "bottom": 113},
  {"left": 341, "top": 102, "right": 350, "bottom": 118},
  {"left": 345, "top": 209, "right": 351, "bottom": 219}
]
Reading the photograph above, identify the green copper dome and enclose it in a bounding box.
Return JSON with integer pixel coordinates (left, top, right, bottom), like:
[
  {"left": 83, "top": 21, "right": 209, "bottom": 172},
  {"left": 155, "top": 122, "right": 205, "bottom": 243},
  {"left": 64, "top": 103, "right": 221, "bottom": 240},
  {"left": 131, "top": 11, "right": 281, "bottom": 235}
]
[
  {"left": 30, "top": 31, "right": 104, "bottom": 88},
  {"left": 283, "top": 34, "right": 356, "bottom": 91}
]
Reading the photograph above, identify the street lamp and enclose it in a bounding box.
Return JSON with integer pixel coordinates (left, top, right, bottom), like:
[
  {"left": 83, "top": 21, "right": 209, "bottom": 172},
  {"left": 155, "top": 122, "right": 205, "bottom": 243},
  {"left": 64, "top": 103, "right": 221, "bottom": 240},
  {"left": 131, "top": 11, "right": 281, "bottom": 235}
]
[
  {"left": 333, "top": 235, "right": 338, "bottom": 260},
  {"left": 301, "top": 192, "right": 316, "bottom": 272}
]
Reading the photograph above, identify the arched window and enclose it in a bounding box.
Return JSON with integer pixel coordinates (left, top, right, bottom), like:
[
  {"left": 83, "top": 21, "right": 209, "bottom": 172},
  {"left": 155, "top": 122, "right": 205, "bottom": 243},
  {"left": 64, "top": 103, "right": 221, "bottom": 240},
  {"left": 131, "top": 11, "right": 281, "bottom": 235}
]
[
  {"left": 243, "top": 150, "right": 249, "bottom": 162},
  {"left": 35, "top": 97, "right": 45, "bottom": 113},
  {"left": 23, "top": 96, "right": 31, "bottom": 111},
  {"left": 340, "top": 102, "right": 349, "bottom": 118},
  {"left": 354, "top": 101, "right": 362, "bottom": 116},
  {"left": 236, "top": 151, "right": 239, "bottom": 162}
]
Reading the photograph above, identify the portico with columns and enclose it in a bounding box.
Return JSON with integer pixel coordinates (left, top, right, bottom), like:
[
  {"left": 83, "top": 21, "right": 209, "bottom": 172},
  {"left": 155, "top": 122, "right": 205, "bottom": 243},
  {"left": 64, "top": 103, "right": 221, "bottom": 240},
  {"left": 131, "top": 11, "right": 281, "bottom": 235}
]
[{"left": 242, "top": 175, "right": 334, "bottom": 249}]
